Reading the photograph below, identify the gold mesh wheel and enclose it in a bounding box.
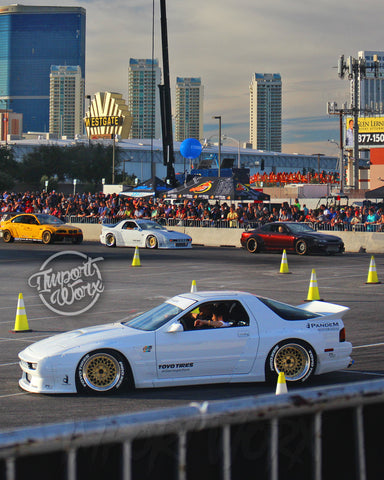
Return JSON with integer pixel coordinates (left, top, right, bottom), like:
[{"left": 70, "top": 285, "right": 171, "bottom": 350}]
[
  {"left": 82, "top": 352, "right": 121, "bottom": 392},
  {"left": 146, "top": 235, "right": 158, "bottom": 248},
  {"left": 273, "top": 343, "right": 311, "bottom": 381}
]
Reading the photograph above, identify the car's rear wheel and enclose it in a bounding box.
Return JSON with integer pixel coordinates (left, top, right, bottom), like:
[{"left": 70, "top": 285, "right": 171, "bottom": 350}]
[
  {"left": 266, "top": 340, "right": 316, "bottom": 384},
  {"left": 76, "top": 350, "right": 132, "bottom": 394},
  {"left": 246, "top": 237, "right": 259, "bottom": 253},
  {"left": 42, "top": 231, "right": 52, "bottom": 244},
  {"left": 146, "top": 235, "right": 158, "bottom": 249},
  {"left": 295, "top": 239, "right": 308, "bottom": 255},
  {"left": 105, "top": 233, "right": 116, "bottom": 247},
  {"left": 3, "top": 230, "right": 14, "bottom": 243}
]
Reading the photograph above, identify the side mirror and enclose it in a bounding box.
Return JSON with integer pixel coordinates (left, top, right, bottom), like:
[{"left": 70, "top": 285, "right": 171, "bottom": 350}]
[{"left": 167, "top": 322, "right": 183, "bottom": 333}]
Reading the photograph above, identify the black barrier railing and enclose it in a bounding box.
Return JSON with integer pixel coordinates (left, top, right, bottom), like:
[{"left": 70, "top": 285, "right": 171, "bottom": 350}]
[
  {"left": 1, "top": 378, "right": 384, "bottom": 480},
  {"left": 64, "top": 215, "right": 384, "bottom": 233}
]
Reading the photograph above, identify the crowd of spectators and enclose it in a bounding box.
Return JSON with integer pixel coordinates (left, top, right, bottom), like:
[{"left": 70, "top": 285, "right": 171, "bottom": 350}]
[{"left": 1, "top": 190, "right": 383, "bottom": 231}]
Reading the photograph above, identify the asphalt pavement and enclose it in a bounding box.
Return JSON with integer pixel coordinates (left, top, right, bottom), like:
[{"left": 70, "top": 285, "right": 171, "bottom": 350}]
[{"left": 1, "top": 241, "right": 384, "bottom": 431}]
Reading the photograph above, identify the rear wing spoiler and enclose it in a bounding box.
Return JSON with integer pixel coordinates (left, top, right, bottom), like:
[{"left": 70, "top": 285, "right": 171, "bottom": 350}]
[{"left": 297, "top": 301, "right": 350, "bottom": 320}]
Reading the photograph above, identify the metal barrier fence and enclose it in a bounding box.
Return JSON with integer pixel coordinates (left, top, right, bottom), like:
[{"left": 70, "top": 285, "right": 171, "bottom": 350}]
[
  {"left": 64, "top": 215, "right": 384, "bottom": 233},
  {"left": 1, "top": 378, "right": 384, "bottom": 480}
]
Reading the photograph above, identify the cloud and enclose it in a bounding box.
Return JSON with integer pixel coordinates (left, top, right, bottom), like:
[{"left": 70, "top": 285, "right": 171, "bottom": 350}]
[{"left": 24, "top": 0, "right": 384, "bottom": 154}]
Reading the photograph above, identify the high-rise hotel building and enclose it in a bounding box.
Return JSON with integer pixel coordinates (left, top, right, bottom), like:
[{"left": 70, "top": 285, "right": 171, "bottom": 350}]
[
  {"left": 249, "top": 73, "right": 282, "bottom": 152},
  {"left": 174, "top": 77, "right": 203, "bottom": 142},
  {"left": 355, "top": 51, "right": 384, "bottom": 113},
  {"left": 0, "top": 4, "right": 86, "bottom": 133},
  {"left": 128, "top": 58, "right": 161, "bottom": 139},
  {"left": 49, "top": 66, "right": 84, "bottom": 138}
]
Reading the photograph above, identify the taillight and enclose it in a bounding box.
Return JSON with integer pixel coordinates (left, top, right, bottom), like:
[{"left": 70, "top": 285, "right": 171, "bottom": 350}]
[{"left": 339, "top": 327, "right": 346, "bottom": 342}]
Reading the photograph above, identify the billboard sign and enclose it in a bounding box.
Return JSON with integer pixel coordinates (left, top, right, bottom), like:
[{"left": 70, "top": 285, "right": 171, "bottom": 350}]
[{"left": 346, "top": 117, "right": 384, "bottom": 147}]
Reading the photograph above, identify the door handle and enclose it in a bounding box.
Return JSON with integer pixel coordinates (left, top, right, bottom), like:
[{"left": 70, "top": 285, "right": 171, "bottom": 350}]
[{"left": 238, "top": 331, "right": 249, "bottom": 337}]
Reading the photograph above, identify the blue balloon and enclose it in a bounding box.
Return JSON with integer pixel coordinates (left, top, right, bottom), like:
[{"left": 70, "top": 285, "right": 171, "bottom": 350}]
[{"left": 180, "top": 138, "right": 202, "bottom": 159}]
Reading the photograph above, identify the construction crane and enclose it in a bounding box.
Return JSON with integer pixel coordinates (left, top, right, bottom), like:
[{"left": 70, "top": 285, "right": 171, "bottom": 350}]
[{"left": 158, "top": 0, "right": 177, "bottom": 186}]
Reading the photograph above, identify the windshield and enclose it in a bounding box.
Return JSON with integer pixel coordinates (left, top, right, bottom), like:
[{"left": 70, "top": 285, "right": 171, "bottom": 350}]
[
  {"left": 35, "top": 214, "right": 65, "bottom": 225},
  {"left": 123, "top": 302, "right": 184, "bottom": 331},
  {"left": 138, "top": 221, "right": 166, "bottom": 231},
  {"left": 258, "top": 297, "right": 320, "bottom": 320},
  {"left": 287, "top": 223, "right": 315, "bottom": 234}
]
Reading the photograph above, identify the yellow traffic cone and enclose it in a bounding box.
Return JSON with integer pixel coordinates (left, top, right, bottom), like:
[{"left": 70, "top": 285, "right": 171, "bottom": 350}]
[
  {"left": 190, "top": 280, "right": 197, "bottom": 292},
  {"left": 10, "top": 293, "right": 31, "bottom": 333},
  {"left": 366, "top": 256, "right": 381, "bottom": 284},
  {"left": 279, "top": 249, "right": 291, "bottom": 274},
  {"left": 306, "top": 269, "right": 323, "bottom": 301},
  {"left": 275, "top": 371, "right": 288, "bottom": 395},
  {"left": 131, "top": 247, "right": 141, "bottom": 267}
]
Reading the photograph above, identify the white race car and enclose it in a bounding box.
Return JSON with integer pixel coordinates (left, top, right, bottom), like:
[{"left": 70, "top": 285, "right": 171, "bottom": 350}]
[
  {"left": 99, "top": 219, "right": 192, "bottom": 249},
  {"left": 18, "top": 291, "right": 353, "bottom": 394}
]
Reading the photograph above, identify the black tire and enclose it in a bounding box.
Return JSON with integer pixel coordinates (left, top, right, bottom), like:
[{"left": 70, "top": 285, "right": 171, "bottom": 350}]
[
  {"left": 146, "top": 235, "right": 158, "bottom": 249},
  {"left": 72, "top": 235, "right": 83, "bottom": 244},
  {"left": 76, "top": 349, "right": 132, "bottom": 394},
  {"left": 295, "top": 239, "right": 308, "bottom": 255},
  {"left": 42, "top": 230, "right": 52, "bottom": 244},
  {"left": 246, "top": 237, "right": 259, "bottom": 253},
  {"left": 105, "top": 233, "right": 116, "bottom": 247},
  {"left": 265, "top": 339, "right": 316, "bottom": 384},
  {"left": 3, "top": 230, "right": 14, "bottom": 243}
]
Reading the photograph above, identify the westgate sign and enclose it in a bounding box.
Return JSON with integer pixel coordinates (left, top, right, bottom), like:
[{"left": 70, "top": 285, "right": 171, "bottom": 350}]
[
  {"left": 84, "top": 116, "right": 124, "bottom": 128},
  {"left": 84, "top": 91, "right": 132, "bottom": 140}
]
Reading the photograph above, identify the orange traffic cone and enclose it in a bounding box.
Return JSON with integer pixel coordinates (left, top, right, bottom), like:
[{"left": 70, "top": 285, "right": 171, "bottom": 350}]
[
  {"left": 366, "top": 256, "right": 380, "bottom": 284},
  {"left": 306, "top": 269, "right": 323, "bottom": 301},
  {"left": 131, "top": 247, "right": 141, "bottom": 267},
  {"left": 10, "top": 293, "right": 31, "bottom": 333},
  {"left": 275, "top": 371, "right": 288, "bottom": 395},
  {"left": 190, "top": 280, "right": 197, "bottom": 292},
  {"left": 279, "top": 249, "right": 291, "bottom": 274}
]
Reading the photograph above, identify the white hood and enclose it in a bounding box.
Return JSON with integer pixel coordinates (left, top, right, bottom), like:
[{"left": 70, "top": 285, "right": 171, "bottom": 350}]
[{"left": 22, "top": 322, "right": 145, "bottom": 359}]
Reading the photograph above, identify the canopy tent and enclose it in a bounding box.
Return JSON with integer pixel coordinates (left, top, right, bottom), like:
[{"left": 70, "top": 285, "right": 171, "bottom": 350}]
[
  {"left": 120, "top": 177, "right": 172, "bottom": 198},
  {"left": 365, "top": 185, "right": 384, "bottom": 199},
  {"left": 164, "top": 176, "right": 270, "bottom": 202}
]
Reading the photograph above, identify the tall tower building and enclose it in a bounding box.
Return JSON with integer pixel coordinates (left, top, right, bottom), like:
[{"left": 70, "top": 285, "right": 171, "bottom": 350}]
[
  {"left": 355, "top": 51, "right": 384, "bottom": 113},
  {"left": 174, "top": 77, "right": 203, "bottom": 142},
  {"left": 0, "top": 4, "right": 86, "bottom": 133},
  {"left": 49, "top": 66, "right": 84, "bottom": 138},
  {"left": 127, "top": 58, "right": 161, "bottom": 139},
  {"left": 249, "top": 73, "right": 282, "bottom": 152}
]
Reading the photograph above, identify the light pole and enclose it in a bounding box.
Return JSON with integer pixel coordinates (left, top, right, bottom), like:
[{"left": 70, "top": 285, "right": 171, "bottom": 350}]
[
  {"left": 212, "top": 116, "right": 221, "bottom": 177},
  {"left": 328, "top": 139, "right": 345, "bottom": 193}
]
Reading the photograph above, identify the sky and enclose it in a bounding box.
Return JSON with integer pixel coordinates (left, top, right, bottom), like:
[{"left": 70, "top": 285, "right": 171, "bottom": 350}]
[{"left": 23, "top": 0, "right": 384, "bottom": 156}]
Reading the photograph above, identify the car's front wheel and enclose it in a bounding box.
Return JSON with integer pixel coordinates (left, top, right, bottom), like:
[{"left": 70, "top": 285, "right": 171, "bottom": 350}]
[
  {"left": 76, "top": 350, "right": 132, "bottom": 394},
  {"left": 266, "top": 339, "right": 316, "bottom": 384},
  {"left": 105, "top": 233, "right": 116, "bottom": 247},
  {"left": 146, "top": 235, "right": 158, "bottom": 249},
  {"left": 295, "top": 239, "right": 308, "bottom": 255},
  {"left": 3, "top": 230, "right": 14, "bottom": 243},
  {"left": 246, "top": 237, "right": 259, "bottom": 253}
]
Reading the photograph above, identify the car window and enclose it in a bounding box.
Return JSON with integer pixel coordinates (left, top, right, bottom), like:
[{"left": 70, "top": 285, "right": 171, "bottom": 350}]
[
  {"left": 258, "top": 297, "right": 320, "bottom": 320},
  {"left": 123, "top": 221, "right": 137, "bottom": 230},
  {"left": 12, "top": 215, "right": 30, "bottom": 224},
  {"left": 179, "top": 300, "right": 250, "bottom": 330},
  {"left": 261, "top": 224, "right": 273, "bottom": 233}
]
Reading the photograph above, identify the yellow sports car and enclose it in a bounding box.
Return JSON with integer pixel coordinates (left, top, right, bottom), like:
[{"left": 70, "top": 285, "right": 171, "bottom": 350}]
[{"left": 1, "top": 213, "right": 83, "bottom": 244}]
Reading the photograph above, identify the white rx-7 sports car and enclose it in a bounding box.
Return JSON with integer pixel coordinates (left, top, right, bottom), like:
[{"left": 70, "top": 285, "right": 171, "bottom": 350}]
[
  {"left": 99, "top": 219, "right": 192, "bottom": 249},
  {"left": 18, "top": 291, "right": 353, "bottom": 395}
]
